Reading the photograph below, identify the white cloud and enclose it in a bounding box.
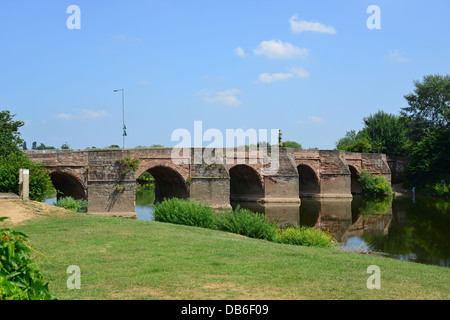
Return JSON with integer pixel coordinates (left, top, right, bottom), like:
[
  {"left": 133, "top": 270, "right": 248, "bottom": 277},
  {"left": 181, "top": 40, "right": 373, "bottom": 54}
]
[
  {"left": 388, "top": 50, "right": 411, "bottom": 63},
  {"left": 253, "top": 39, "right": 309, "bottom": 59},
  {"left": 138, "top": 80, "right": 148, "bottom": 85},
  {"left": 112, "top": 33, "right": 142, "bottom": 44},
  {"left": 257, "top": 66, "right": 310, "bottom": 84},
  {"left": 296, "top": 116, "right": 325, "bottom": 125},
  {"left": 289, "top": 14, "right": 337, "bottom": 34},
  {"left": 234, "top": 47, "right": 246, "bottom": 58},
  {"left": 258, "top": 72, "right": 294, "bottom": 84},
  {"left": 197, "top": 89, "right": 242, "bottom": 107},
  {"left": 289, "top": 66, "right": 310, "bottom": 78},
  {"left": 52, "top": 109, "right": 111, "bottom": 120}
]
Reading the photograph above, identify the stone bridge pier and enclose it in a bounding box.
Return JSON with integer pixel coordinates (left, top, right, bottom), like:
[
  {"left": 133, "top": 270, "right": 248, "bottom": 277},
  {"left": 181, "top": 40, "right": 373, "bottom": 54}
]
[{"left": 26, "top": 148, "right": 392, "bottom": 215}]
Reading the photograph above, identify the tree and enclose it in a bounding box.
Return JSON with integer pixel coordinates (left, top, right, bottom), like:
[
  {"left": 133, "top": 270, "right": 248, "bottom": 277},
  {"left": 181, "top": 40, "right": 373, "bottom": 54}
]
[
  {"left": 0, "top": 152, "right": 54, "bottom": 202},
  {"left": 0, "top": 110, "right": 24, "bottom": 157},
  {"left": 400, "top": 74, "right": 450, "bottom": 192},
  {"left": 61, "top": 142, "right": 70, "bottom": 150},
  {"left": 336, "top": 111, "right": 411, "bottom": 156},
  {"left": 401, "top": 74, "right": 450, "bottom": 142},
  {"left": 403, "top": 128, "right": 450, "bottom": 189},
  {"left": 336, "top": 130, "right": 372, "bottom": 153},
  {"left": 32, "top": 141, "right": 37, "bottom": 150},
  {"left": 282, "top": 141, "right": 302, "bottom": 149},
  {"left": 35, "top": 143, "right": 55, "bottom": 150},
  {"left": 361, "top": 110, "right": 411, "bottom": 156}
]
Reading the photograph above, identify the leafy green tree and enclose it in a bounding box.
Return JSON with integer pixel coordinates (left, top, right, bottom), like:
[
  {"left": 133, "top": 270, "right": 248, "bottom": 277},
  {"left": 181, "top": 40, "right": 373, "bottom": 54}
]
[
  {"left": 0, "top": 110, "right": 24, "bottom": 157},
  {"left": 336, "top": 130, "right": 372, "bottom": 153},
  {"left": 282, "top": 141, "right": 302, "bottom": 149},
  {"left": 401, "top": 74, "right": 450, "bottom": 142},
  {"left": 400, "top": 74, "right": 450, "bottom": 191},
  {"left": 403, "top": 128, "right": 450, "bottom": 189},
  {"left": 61, "top": 142, "right": 70, "bottom": 150},
  {"left": 35, "top": 143, "right": 55, "bottom": 150},
  {"left": 361, "top": 110, "right": 411, "bottom": 156},
  {"left": 0, "top": 153, "right": 54, "bottom": 202},
  {"left": 0, "top": 110, "right": 54, "bottom": 200}
]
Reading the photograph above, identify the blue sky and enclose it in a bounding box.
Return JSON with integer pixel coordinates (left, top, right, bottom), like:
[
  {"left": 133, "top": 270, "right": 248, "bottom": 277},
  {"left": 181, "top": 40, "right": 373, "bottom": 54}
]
[{"left": 1, "top": 0, "right": 449, "bottom": 150}]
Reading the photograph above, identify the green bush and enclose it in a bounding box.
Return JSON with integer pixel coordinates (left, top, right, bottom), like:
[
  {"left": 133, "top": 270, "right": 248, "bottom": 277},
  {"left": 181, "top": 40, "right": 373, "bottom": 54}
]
[
  {"left": 358, "top": 169, "right": 392, "bottom": 196},
  {"left": 0, "top": 152, "right": 54, "bottom": 202},
  {"left": 215, "top": 206, "right": 279, "bottom": 241},
  {"left": 153, "top": 198, "right": 217, "bottom": 229},
  {"left": 274, "top": 226, "right": 336, "bottom": 248},
  {"left": 153, "top": 198, "right": 337, "bottom": 249},
  {"left": 426, "top": 180, "right": 450, "bottom": 197},
  {"left": 0, "top": 218, "right": 55, "bottom": 300},
  {"left": 54, "top": 197, "right": 88, "bottom": 213}
]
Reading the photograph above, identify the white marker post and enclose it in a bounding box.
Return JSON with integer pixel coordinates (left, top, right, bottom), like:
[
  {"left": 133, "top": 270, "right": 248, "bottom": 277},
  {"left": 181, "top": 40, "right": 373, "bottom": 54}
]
[{"left": 19, "top": 169, "right": 30, "bottom": 201}]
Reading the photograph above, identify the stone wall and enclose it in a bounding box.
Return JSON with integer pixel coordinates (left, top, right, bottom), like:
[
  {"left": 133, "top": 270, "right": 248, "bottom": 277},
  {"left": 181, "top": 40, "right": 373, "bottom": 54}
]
[{"left": 26, "top": 148, "right": 392, "bottom": 214}]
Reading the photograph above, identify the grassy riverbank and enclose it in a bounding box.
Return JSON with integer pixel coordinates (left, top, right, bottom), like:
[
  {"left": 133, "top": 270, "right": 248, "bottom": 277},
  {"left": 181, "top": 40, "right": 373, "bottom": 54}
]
[{"left": 12, "top": 211, "right": 450, "bottom": 300}]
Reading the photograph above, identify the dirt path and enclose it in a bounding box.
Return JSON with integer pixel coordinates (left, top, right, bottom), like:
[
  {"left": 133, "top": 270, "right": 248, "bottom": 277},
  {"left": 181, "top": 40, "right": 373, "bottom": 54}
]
[
  {"left": 392, "top": 183, "right": 411, "bottom": 197},
  {"left": 0, "top": 198, "right": 72, "bottom": 227}
]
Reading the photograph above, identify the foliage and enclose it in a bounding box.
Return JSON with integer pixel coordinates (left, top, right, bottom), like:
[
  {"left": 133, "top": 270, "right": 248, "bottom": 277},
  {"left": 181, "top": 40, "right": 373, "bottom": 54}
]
[
  {"left": 336, "top": 111, "right": 411, "bottom": 156},
  {"left": 154, "top": 198, "right": 336, "bottom": 249},
  {"left": 358, "top": 169, "right": 393, "bottom": 196},
  {"left": 360, "top": 110, "right": 411, "bottom": 156},
  {"left": 61, "top": 142, "right": 70, "bottom": 150},
  {"left": 428, "top": 180, "right": 450, "bottom": 197},
  {"left": 399, "top": 74, "right": 450, "bottom": 192},
  {"left": 401, "top": 74, "right": 450, "bottom": 141},
  {"left": 54, "top": 197, "right": 88, "bottom": 213},
  {"left": 215, "top": 206, "right": 279, "bottom": 241},
  {"left": 0, "top": 110, "right": 24, "bottom": 158},
  {"left": 153, "top": 198, "right": 217, "bottom": 229},
  {"left": 0, "top": 218, "right": 55, "bottom": 300},
  {"left": 336, "top": 130, "right": 372, "bottom": 153},
  {"left": 403, "top": 128, "right": 450, "bottom": 191},
  {"left": 0, "top": 152, "right": 54, "bottom": 202},
  {"left": 116, "top": 156, "right": 141, "bottom": 177},
  {"left": 273, "top": 225, "right": 336, "bottom": 248},
  {"left": 281, "top": 141, "right": 302, "bottom": 149},
  {"left": 33, "top": 143, "right": 55, "bottom": 150}
]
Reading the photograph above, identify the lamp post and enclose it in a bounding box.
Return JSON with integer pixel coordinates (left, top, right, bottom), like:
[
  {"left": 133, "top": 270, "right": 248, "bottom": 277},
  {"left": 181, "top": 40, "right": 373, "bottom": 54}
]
[{"left": 113, "top": 88, "right": 126, "bottom": 149}]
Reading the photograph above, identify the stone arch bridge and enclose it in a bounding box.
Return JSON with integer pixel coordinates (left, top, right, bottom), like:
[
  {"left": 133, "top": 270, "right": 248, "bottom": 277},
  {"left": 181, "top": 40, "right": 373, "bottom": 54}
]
[{"left": 26, "top": 148, "right": 392, "bottom": 214}]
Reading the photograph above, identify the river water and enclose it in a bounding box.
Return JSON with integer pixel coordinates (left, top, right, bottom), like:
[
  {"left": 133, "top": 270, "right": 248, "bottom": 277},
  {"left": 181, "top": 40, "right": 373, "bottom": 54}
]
[{"left": 46, "top": 188, "right": 450, "bottom": 268}]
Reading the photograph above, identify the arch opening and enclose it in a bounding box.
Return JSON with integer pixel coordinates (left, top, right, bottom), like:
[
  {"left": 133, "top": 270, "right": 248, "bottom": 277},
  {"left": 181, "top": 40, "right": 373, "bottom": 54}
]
[
  {"left": 50, "top": 171, "right": 86, "bottom": 201},
  {"left": 297, "top": 164, "right": 320, "bottom": 197},
  {"left": 229, "top": 165, "right": 264, "bottom": 202},
  {"left": 143, "top": 166, "right": 189, "bottom": 203},
  {"left": 349, "top": 165, "right": 363, "bottom": 194}
]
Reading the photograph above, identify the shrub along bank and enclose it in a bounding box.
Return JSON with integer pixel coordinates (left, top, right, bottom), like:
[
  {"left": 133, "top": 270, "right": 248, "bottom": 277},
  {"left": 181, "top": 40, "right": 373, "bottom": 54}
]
[{"left": 153, "top": 198, "right": 336, "bottom": 248}]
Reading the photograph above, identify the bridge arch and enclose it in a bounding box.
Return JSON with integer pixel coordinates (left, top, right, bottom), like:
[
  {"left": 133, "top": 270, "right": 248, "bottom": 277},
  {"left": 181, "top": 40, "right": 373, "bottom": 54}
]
[
  {"left": 229, "top": 164, "right": 264, "bottom": 202},
  {"left": 349, "top": 165, "right": 362, "bottom": 194},
  {"left": 140, "top": 165, "right": 189, "bottom": 203},
  {"left": 50, "top": 170, "right": 87, "bottom": 200},
  {"left": 297, "top": 164, "right": 320, "bottom": 196}
]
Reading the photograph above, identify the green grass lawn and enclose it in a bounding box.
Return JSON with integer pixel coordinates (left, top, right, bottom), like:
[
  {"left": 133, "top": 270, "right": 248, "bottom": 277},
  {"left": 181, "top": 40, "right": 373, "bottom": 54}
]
[{"left": 15, "top": 213, "right": 450, "bottom": 300}]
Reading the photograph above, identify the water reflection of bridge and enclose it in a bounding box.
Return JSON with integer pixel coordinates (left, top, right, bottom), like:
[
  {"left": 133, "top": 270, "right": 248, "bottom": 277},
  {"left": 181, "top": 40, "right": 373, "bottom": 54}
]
[{"left": 233, "top": 197, "right": 393, "bottom": 243}]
